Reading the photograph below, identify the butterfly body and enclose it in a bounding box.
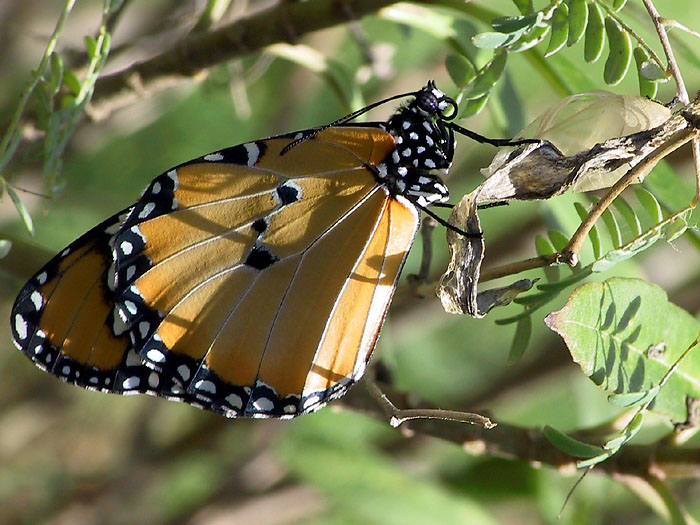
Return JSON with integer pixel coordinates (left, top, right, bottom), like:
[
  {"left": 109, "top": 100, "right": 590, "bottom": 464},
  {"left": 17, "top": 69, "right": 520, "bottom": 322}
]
[{"left": 12, "top": 82, "right": 457, "bottom": 418}]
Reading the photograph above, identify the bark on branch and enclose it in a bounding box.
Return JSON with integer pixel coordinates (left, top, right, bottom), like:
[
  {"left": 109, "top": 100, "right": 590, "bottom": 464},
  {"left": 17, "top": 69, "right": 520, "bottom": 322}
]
[{"left": 90, "top": 0, "right": 400, "bottom": 117}]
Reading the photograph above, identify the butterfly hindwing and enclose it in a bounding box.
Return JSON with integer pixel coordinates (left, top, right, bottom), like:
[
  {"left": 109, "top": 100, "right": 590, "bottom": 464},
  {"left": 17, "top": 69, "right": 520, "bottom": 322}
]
[{"left": 9, "top": 209, "right": 202, "bottom": 403}]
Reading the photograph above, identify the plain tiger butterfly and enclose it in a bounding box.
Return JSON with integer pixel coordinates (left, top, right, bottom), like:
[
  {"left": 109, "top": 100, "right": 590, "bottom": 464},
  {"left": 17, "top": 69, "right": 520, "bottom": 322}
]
[{"left": 11, "top": 82, "right": 521, "bottom": 419}]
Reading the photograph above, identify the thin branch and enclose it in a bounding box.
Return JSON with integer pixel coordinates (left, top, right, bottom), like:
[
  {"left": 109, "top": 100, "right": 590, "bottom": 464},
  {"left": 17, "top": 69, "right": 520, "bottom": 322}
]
[
  {"left": 562, "top": 122, "right": 697, "bottom": 262},
  {"left": 642, "top": 0, "right": 700, "bottom": 200},
  {"left": 341, "top": 381, "right": 700, "bottom": 480},
  {"left": 364, "top": 380, "right": 495, "bottom": 429},
  {"left": 88, "top": 0, "right": 401, "bottom": 118}
]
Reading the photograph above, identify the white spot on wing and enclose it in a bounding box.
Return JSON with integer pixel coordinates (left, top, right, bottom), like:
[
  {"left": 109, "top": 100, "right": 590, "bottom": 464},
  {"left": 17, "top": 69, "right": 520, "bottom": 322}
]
[
  {"left": 37, "top": 272, "right": 48, "bottom": 285},
  {"left": 167, "top": 169, "right": 179, "bottom": 189},
  {"left": 147, "top": 348, "right": 166, "bottom": 363},
  {"left": 152, "top": 181, "right": 161, "bottom": 194},
  {"left": 244, "top": 142, "right": 260, "bottom": 166},
  {"left": 178, "top": 364, "right": 191, "bottom": 382},
  {"left": 148, "top": 372, "right": 160, "bottom": 388},
  {"left": 124, "top": 300, "right": 137, "bottom": 315},
  {"left": 253, "top": 397, "right": 274, "bottom": 411},
  {"left": 226, "top": 393, "right": 243, "bottom": 409},
  {"left": 204, "top": 152, "right": 224, "bottom": 162},
  {"left": 14, "top": 314, "right": 27, "bottom": 340},
  {"left": 137, "top": 202, "right": 156, "bottom": 219},
  {"left": 120, "top": 241, "right": 133, "bottom": 255},
  {"left": 30, "top": 291, "right": 43, "bottom": 311},
  {"left": 138, "top": 321, "right": 150, "bottom": 339},
  {"left": 123, "top": 376, "right": 140, "bottom": 389},
  {"left": 195, "top": 380, "right": 216, "bottom": 394}
]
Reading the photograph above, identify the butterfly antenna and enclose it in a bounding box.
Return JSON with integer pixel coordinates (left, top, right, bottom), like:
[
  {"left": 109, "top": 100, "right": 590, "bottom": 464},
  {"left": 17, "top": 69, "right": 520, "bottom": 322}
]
[
  {"left": 416, "top": 203, "right": 481, "bottom": 239},
  {"left": 446, "top": 121, "right": 540, "bottom": 148},
  {"left": 280, "top": 90, "right": 420, "bottom": 156}
]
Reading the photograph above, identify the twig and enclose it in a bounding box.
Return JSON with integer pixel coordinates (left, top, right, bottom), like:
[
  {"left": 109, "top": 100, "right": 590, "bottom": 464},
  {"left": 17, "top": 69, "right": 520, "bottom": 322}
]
[
  {"left": 480, "top": 253, "right": 560, "bottom": 282},
  {"left": 562, "top": 125, "right": 697, "bottom": 263},
  {"left": 0, "top": 0, "right": 76, "bottom": 173},
  {"left": 364, "top": 380, "right": 496, "bottom": 429},
  {"left": 341, "top": 380, "right": 700, "bottom": 480},
  {"left": 88, "top": 0, "right": 400, "bottom": 118},
  {"left": 642, "top": 0, "right": 700, "bottom": 200}
]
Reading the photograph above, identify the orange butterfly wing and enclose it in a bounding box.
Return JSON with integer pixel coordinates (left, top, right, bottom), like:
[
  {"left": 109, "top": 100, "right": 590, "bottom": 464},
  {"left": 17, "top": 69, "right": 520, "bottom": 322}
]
[{"left": 12, "top": 125, "right": 420, "bottom": 418}]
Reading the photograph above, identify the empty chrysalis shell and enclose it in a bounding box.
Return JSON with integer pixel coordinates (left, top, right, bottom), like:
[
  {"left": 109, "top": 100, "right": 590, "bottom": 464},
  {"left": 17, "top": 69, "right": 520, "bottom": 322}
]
[{"left": 483, "top": 91, "right": 672, "bottom": 192}]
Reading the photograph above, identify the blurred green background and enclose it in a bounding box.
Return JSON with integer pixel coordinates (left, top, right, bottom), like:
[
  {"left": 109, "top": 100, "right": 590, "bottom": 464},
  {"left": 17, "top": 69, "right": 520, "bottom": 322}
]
[{"left": 1, "top": 1, "right": 700, "bottom": 523}]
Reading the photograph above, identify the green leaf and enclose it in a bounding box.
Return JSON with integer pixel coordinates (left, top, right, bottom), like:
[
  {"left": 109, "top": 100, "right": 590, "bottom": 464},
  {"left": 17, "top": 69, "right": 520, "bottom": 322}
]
[
  {"left": 460, "top": 94, "right": 490, "bottom": 118},
  {"left": 567, "top": 0, "right": 588, "bottom": 46},
  {"left": 584, "top": 2, "right": 605, "bottom": 63},
  {"left": 63, "top": 69, "right": 81, "bottom": 96},
  {"left": 604, "top": 17, "right": 632, "bottom": 85},
  {"left": 635, "top": 187, "right": 663, "bottom": 224},
  {"left": 472, "top": 32, "right": 515, "bottom": 50},
  {"left": 547, "top": 229, "right": 569, "bottom": 252},
  {"left": 601, "top": 207, "right": 622, "bottom": 248},
  {"left": 543, "top": 425, "right": 605, "bottom": 458},
  {"left": 575, "top": 201, "right": 602, "bottom": 259},
  {"left": 464, "top": 52, "right": 507, "bottom": 100},
  {"left": 612, "top": 197, "right": 642, "bottom": 237},
  {"left": 508, "top": 24, "right": 550, "bottom": 53},
  {"left": 545, "top": 277, "right": 700, "bottom": 423},
  {"left": 603, "top": 412, "right": 643, "bottom": 451},
  {"left": 85, "top": 35, "right": 98, "bottom": 59},
  {"left": 612, "top": 0, "right": 628, "bottom": 12},
  {"left": 591, "top": 210, "right": 690, "bottom": 273},
  {"left": 446, "top": 53, "right": 476, "bottom": 88},
  {"left": 492, "top": 13, "right": 541, "bottom": 34},
  {"left": 633, "top": 47, "right": 659, "bottom": 98},
  {"left": 7, "top": 185, "right": 34, "bottom": 235},
  {"left": 508, "top": 316, "right": 532, "bottom": 363},
  {"left": 535, "top": 235, "right": 556, "bottom": 255},
  {"left": 608, "top": 386, "right": 660, "bottom": 407},
  {"left": 49, "top": 52, "right": 63, "bottom": 96},
  {"left": 0, "top": 239, "right": 11, "bottom": 259},
  {"left": 545, "top": 3, "right": 569, "bottom": 57}
]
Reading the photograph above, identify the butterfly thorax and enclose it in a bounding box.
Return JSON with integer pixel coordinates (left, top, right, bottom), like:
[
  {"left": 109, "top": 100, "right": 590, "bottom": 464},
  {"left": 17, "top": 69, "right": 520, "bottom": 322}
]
[{"left": 375, "top": 84, "right": 455, "bottom": 208}]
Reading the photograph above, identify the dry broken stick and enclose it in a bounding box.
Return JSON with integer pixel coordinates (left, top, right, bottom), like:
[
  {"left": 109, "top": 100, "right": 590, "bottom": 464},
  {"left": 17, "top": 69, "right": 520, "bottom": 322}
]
[{"left": 438, "top": 92, "right": 700, "bottom": 311}]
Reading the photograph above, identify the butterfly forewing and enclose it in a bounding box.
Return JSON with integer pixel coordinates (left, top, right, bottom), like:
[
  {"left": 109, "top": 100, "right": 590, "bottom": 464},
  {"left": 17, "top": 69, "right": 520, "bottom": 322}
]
[{"left": 102, "top": 126, "right": 417, "bottom": 417}]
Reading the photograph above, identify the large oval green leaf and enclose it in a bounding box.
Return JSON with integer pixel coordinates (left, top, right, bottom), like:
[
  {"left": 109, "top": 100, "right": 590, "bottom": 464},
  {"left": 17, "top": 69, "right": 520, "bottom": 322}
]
[{"left": 545, "top": 278, "right": 700, "bottom": 423}]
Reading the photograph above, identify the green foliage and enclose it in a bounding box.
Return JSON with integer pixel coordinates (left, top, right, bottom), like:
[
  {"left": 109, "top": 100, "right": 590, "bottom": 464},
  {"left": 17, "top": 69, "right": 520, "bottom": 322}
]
[
  {"left": 470, "top": 0, "right": 669, "bottom": 94},
  {"left": 2, "top": 1, "right": 700, "bottom": 523},
  {"left": 546, "top": 277, "right": 700, "bottom": 423}
]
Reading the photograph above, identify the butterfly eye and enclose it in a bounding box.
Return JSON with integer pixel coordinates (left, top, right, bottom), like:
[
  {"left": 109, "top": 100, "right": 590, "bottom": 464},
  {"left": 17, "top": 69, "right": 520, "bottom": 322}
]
[{"left": 416, "top": 90, "right": 440, "bottom": 115}]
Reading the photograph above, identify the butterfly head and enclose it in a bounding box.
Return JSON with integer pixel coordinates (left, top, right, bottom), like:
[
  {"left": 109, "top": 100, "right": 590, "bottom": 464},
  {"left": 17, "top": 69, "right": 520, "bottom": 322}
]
[{"left": 412, "top": 80, "right": 457, "bottom": 121}]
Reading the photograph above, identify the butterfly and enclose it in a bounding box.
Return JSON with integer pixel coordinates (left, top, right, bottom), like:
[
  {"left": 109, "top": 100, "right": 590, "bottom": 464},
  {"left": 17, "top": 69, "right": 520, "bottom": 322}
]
[{"left": 11, "top": 81, "right": 520, "bottom": 419}]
